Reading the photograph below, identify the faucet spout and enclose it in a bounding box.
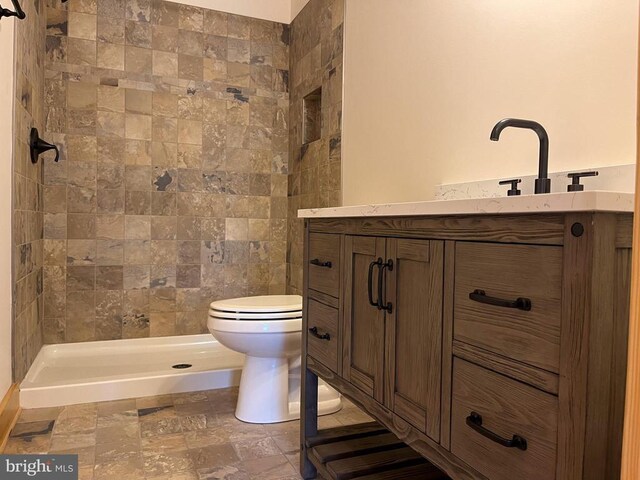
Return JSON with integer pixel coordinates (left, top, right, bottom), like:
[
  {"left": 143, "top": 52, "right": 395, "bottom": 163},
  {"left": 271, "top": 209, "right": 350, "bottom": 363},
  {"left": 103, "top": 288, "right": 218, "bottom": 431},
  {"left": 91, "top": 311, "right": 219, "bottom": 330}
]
[{"left": 490, "top": 118, "right": 550, "bottom": 194}]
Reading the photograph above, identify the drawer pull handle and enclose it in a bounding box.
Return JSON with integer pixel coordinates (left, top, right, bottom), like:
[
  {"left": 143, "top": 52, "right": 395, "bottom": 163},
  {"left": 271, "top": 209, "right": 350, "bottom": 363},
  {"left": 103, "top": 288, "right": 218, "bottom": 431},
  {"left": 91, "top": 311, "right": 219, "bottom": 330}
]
[
  {"left": 368, "top": 258, "right": 383, "bottom": 308},
  {"left": 309, "top": 327, "right": 331, "bottom": 341},
  {"left": 310, "top": 258, "right": 332, "bottom": 268},
  {"left": 469, "top": 289, "right": 532, "bottom": 311},
  {"left": 466, "top": 412, "right": 528, "bottom": 451},
  {"left": 378, "top": 259, "right": 393, "bottom": 314}
]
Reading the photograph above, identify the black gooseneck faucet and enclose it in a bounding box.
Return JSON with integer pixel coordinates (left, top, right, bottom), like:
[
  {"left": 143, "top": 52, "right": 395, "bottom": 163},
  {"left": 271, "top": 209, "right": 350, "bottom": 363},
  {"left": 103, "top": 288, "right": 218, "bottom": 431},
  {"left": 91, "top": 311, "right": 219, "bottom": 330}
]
[{"left": 490, "top": 118, "right": 551, "bottom": 194}]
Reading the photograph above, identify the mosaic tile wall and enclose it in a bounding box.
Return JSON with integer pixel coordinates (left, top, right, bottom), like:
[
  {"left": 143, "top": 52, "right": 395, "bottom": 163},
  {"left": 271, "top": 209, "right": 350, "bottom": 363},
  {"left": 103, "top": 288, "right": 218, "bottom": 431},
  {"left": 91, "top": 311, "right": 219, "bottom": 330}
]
[
  {"left": 13, "top": 0, "right": 47, "bottom": 381},
  {"left": 287, "top": 0, "right": 343, "bottom": 295},
  {"left": 42, "top": 0, "right": 290, "bottom": 342}
]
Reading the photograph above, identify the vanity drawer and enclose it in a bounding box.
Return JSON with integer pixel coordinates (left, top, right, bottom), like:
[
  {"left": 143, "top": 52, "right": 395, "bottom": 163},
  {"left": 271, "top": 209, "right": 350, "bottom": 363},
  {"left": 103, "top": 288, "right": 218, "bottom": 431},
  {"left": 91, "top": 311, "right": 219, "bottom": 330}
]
[
  {"left": 308, "top": 233, "right": 341, "bottom": 298},
  {"left": 307, "top": 299, "right": 339, "bottom": 373},
  {"left": 451, "top": 358, "right": 558, "bottom": 480},
  {"left": 454, "top": 242, "right": 562, "bottom": 372}
]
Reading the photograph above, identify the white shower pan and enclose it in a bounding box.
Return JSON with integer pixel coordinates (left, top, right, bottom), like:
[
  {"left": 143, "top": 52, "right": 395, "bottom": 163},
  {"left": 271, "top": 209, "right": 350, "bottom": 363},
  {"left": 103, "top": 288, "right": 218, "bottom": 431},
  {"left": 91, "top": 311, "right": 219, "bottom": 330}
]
[{"left": 20, "top": 334, "right": 244, "bottom": 408}]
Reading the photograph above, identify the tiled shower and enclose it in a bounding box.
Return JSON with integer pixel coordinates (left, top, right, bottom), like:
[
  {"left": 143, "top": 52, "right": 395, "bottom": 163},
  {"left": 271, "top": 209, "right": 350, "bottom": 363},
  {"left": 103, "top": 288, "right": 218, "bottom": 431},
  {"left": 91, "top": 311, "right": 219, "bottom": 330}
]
[
  {"left": 41, "top": 0, "right": 291, "bottom": 344},
  {"left": 12, "top": 0, "right": 344, "bottom": 382}
]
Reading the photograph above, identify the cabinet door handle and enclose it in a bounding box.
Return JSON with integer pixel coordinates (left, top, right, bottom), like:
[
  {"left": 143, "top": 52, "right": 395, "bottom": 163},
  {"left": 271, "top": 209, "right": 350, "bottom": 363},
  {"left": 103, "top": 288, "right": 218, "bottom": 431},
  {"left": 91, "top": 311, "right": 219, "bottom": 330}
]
[
  {"left": 378, "top": 260, "right": 393, "bottom": 314},
  {"left": 368, "top": 258, "right": 383, "bottom": 308},
  {"left": 466, "top": 412, "right": 528, "bottom": 451},
  {"left": 469, "top": 289, "right": 532, "bottom": 311},
  {"left": 310, "top": 258, "right": 332, "bottom": 268},
  {"left": 308, "top": 327, "right": 331, "bottom": 341}
]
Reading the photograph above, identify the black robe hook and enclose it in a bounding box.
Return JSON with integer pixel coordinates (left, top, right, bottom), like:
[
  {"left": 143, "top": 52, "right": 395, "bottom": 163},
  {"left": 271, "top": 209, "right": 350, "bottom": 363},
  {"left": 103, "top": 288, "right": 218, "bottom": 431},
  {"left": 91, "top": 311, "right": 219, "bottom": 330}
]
[
  {"left": 0, "top": 0, "right": 25, "bottom": 19},
  {"left": 1, "top": 0, "right": 67, "bottom": 20},
  {"left": 30, "top": 128, "right": 60, "bottom": 164}
]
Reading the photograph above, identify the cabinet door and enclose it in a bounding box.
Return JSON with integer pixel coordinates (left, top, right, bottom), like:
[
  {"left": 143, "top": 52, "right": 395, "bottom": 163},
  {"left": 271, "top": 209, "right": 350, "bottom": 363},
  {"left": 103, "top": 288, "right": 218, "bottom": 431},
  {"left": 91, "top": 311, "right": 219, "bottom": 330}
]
[
  {"left": 343, "top": 235, "right": 386, "bottom": 403},
  {"left": 385, "top": 239, "right": 444, "bottom": 441}
]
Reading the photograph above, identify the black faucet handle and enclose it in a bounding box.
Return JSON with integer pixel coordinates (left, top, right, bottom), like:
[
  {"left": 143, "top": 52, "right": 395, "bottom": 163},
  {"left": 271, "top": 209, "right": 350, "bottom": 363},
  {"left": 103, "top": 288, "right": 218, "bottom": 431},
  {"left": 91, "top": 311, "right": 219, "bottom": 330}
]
[
  {"left": 567, "top": 171, "right": 598, "bottom": 192},
  {"left": 499, "top": 178, "right": 522, "bottom": 196}
]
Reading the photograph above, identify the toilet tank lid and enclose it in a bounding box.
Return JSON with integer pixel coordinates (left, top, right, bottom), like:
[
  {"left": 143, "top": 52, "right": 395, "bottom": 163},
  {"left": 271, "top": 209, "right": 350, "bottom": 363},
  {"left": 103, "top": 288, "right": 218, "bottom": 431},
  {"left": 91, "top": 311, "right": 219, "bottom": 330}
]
[{"left": 209, "top": 295, "right": 303, "bottom": 313}]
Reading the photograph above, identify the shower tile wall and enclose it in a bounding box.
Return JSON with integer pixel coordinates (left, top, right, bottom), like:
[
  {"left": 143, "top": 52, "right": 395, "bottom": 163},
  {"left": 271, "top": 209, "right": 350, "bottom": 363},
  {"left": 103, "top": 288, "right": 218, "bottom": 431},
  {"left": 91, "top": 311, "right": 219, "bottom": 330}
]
[
  {"left": 13, "top": 0, "right": 47, "bottom": 381},
  {"left": 42, "top": 0, "right": 289, "bottom": 342},
  {"left": 287, "top": 0, "right": 343, "bottom": 295}
]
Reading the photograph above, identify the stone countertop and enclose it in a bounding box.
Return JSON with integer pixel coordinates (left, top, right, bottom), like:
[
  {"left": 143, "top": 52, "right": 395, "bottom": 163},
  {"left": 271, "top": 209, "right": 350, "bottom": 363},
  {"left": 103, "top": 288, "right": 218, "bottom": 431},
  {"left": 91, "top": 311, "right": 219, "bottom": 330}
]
[{"left": 298, "top": 191, "right": 634, "bottom": 218}]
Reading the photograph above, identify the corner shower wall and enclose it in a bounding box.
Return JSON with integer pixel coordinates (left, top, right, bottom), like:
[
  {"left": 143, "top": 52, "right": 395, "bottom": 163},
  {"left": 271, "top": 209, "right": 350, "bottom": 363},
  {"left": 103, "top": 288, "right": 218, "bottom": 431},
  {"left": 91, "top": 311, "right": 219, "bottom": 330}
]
[
  {"left": 286, "top": 0, "right": 344, "bottom": 295},
  {"left": 41, "top": 0, "right": 290, "bottom": 343},
  {"left": 13, "top": 0, "right": 47, "bottom": 382}
]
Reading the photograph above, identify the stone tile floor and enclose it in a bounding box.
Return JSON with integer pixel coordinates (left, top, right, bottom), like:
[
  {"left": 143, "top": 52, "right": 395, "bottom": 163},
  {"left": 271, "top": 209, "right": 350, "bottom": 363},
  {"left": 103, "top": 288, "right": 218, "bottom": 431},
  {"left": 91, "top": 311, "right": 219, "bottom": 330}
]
[{"left": 4, "top": 387, "right": 373, "bottom": 479}]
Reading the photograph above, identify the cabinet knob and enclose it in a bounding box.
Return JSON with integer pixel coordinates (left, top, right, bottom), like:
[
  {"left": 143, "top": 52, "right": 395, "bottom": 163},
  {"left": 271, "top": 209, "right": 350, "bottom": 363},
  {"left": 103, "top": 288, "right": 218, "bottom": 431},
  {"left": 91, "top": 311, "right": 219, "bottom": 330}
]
[
  {"left": 310, "top": 258, "right": 332, "bottom": 268},
  {"left": 378, "top": 260, "right": 393, "bottom": 314},
  {"left": 308, "top": 327, "right": 331, "bottom": 341},
  {"left": 368, "top": 258, "right": 383, "bottom": 308},
  {"left": 469, "top": 289, "right": 531, "bottom": 311},
  {"left": 466, "top": 411, "right": 528, "bottom": 451}
]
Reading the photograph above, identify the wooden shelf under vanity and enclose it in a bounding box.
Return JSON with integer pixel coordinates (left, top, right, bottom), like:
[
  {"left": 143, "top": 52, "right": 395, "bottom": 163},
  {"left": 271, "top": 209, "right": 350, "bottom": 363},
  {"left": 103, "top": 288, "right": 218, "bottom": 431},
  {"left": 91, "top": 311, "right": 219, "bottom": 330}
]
[
  {"left": 306, "top": 421, "right": 451, "bottom": 479},
  {"left": 299, "top": 209, "right": 633, "bottom": 480}
]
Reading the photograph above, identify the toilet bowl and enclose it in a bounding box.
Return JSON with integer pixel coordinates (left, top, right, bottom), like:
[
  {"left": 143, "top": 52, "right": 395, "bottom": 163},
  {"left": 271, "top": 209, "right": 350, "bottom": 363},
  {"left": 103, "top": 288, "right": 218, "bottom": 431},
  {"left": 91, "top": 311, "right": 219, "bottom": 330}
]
[{"left": 207, "top": 295, "right": 342, "bottom": 423}]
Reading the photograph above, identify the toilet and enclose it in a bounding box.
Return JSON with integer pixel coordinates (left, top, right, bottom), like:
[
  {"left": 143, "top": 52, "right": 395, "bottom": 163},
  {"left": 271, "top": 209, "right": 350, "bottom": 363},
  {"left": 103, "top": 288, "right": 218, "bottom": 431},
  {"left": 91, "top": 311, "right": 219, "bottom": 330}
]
[{"left": 207, "top": 295, "right": 342, "bottom": 424}]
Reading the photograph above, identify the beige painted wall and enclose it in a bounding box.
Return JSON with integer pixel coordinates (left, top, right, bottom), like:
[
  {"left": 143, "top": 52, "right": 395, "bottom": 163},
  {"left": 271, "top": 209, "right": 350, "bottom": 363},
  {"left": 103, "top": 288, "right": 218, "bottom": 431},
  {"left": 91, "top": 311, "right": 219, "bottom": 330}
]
[
  {"left": 0, "top": 18, "right": 14, "bottom": 395},
  {"left": 342, "top": 0, "right": 639, "bottom": 204}
]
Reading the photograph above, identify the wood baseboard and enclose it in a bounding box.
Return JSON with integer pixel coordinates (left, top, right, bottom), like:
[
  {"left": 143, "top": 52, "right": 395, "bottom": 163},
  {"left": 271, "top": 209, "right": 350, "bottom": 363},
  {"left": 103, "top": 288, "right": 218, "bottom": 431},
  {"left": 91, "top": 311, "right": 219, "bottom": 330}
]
[{"left": 0, "top": 384, "right": 20, "bottom": 452}]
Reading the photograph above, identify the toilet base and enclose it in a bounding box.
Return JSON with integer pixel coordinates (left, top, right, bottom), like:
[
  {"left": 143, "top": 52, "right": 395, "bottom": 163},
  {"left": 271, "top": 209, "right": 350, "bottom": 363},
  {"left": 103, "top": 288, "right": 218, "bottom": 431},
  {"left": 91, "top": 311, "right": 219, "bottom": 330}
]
[{"left": 235, "top": 355, "right": 342, "bottom": 424}]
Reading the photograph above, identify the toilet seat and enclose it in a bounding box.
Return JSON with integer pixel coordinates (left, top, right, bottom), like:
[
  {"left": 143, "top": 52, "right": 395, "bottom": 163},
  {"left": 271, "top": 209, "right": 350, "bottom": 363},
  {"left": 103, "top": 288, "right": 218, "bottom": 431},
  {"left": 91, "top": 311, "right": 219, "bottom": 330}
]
[
  {"left": 208, "top": 309, "right": 302, "bottom": 320},
  {"left": 209, "top": 295, "right": 302, "bottom": 314},
  {"left": 208, "top": 295, "right": 303, "bottom": 334}
]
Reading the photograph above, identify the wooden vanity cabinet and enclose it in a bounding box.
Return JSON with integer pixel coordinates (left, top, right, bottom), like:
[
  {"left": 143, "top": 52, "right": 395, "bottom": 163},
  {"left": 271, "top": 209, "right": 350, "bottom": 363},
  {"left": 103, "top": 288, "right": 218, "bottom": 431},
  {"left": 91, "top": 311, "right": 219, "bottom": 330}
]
[
  {"left": 301, "top": 212, "right": 633, "bottom": 480},
  {"left": 450, "top": 358, "right": 559, "bottom": 480},
  {"left": 341, "top": 236, "right": 444, "bottom": 440},
  {"left": 308, "top": 232, "right": 342, "bottom": 298},
  {"left": 342, "top": 236, "right": 386, "bottom": 402},
  {"left": 307, "top": 299, "right": 340, "bottom": 373},
  {"left": 453, "top": 242, "right": 563, "bottom": 372},
  {"left": 384, "top": 238, "right": 444, "bottom": 442}
]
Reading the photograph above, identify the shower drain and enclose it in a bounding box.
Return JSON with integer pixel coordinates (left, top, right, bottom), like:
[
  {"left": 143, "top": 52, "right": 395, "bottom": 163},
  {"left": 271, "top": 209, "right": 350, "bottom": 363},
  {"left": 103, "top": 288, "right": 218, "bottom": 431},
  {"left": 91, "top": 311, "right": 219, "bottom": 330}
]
[{"left": 172, "top": 363, "right": 193, "bottom": 369}]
